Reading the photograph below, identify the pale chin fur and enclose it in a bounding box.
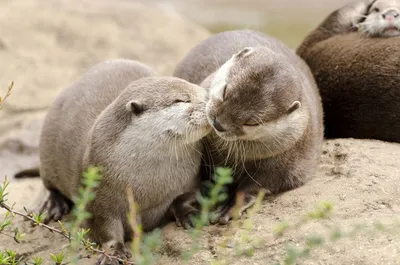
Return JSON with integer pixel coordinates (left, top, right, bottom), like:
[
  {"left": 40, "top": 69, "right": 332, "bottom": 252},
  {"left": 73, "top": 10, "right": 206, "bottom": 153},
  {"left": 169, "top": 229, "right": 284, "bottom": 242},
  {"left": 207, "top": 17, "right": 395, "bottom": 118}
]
[
  {"left": 168, "top": 104, "right": 211, "bottom": 144},
  {"left": 358, "top": 14, "right": 400, "bottom": 37}
]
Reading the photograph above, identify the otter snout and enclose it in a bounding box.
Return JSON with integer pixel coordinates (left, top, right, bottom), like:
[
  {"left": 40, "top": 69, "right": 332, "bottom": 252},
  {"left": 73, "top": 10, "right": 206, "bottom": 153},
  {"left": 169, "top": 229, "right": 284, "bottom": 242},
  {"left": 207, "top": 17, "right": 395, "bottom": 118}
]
[{"left": 383, "top": 9, "right": 399, "bottom": 20}]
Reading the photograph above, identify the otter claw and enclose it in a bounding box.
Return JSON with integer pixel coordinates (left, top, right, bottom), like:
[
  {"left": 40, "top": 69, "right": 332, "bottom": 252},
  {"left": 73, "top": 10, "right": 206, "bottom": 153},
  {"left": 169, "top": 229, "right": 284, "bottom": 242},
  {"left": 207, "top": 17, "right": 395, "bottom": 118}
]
[
  {"left": 171, "top": 192, "right": 201, "bottom": 229},
  {"left": 96, "top": 247, "right": 131, "bottom": 265},
  {"left": 211, "top": 192, "right": 257, "bottom": 225}
]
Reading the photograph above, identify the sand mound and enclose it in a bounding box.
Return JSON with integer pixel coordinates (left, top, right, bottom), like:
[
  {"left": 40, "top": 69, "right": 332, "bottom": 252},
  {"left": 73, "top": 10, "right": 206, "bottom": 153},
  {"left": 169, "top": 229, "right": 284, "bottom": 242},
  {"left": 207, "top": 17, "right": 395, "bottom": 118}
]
[{"left": 2, "top": 139, "right": 400, "bottom": 264}]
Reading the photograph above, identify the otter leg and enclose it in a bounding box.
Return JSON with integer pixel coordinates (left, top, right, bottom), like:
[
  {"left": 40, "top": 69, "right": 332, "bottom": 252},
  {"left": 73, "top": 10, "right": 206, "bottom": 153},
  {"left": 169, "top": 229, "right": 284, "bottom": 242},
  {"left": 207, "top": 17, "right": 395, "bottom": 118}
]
[
  {"left": 210, "top": 192, "right": 256, "bottom": 225},
  {"left": 29, "top": 189, "right": 73, "bottom": 224},
  {"left": 169, "top": 191, "right": 201, "bottom": 229},
  {"left": 95, "top": 240, "right": 131, "bottom": 265},
  {"left": 91, "top": 216, "right": 131, "bottom": 265}
]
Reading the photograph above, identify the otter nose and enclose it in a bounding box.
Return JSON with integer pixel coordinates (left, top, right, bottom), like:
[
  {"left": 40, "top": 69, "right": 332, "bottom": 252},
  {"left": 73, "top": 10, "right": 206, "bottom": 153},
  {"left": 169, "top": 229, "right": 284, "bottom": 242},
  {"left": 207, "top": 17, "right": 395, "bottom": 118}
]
[
  {"left": 212, "top": 118, "right": 226, "bottom": 132},
  {"left": 382, "top": 9, "right": 399, "bottom": 20}
]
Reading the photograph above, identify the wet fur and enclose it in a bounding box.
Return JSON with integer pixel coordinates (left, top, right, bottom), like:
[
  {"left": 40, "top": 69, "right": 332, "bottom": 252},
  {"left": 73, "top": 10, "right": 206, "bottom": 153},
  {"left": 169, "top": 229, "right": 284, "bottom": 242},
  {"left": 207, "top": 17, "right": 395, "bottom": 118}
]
[
  {"left": 173, "top": 30, "right": 324, "bottom": 216},
  {"left": 38, "top": 59, "right": 210, "bottom": 264},
  {"left": 297, "top": 0, "right": 400, "bottom": 142}
]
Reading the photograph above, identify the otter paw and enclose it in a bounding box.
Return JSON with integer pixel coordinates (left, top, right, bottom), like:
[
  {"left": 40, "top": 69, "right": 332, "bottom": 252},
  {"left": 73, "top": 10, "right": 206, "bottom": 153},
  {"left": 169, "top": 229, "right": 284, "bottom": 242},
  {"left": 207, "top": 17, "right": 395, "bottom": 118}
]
[
  {"left": 95, "top": 246, "right": 131, "bottom": 265},
  {"left": 210, "top": 192, "right": 256, "bottom": 225},
  {"left": 175, "top": 207, "right": 200, "bottom": 230},
  {"left": 31, "top": 190, "right": 72, "bottom": 224},
  {"left": 171, "top": 192, "right": 201, "bottom": 229}
]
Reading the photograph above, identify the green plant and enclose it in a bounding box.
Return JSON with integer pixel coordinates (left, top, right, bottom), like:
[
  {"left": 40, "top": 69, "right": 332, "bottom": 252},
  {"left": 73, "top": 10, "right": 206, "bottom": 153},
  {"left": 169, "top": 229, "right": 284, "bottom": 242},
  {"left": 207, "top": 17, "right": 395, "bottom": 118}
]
[{"left": 182, "top": 167, "right": 234, "bottom": 260}]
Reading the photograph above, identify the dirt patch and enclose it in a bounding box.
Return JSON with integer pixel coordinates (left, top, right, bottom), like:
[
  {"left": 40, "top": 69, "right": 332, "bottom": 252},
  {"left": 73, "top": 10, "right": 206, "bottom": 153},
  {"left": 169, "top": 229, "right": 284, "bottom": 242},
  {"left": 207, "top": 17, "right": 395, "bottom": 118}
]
[{"left": 2, "top": 139, "right": 400, "bottom": 264}]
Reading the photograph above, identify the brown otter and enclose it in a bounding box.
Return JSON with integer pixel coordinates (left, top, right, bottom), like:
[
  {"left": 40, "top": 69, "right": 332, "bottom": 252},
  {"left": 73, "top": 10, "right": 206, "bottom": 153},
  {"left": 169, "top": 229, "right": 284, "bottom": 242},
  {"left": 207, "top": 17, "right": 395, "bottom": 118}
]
[
  {"left": 173, "top": 29, "right": 324, "bottom": 224},
  {"left": 34, "top": 59, "right": 211, "bottom": 264},
  {"left": 297, "top": 0, "right": 400, "bottom": 142}
]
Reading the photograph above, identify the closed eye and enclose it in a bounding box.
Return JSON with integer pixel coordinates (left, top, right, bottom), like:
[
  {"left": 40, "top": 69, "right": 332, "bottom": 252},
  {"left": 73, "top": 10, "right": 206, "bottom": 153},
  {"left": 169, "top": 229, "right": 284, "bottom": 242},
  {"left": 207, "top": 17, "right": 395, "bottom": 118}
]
[
  {"left": 243, "top": 122, "right": 259, "bottom": 127},
  {"left": 173, "top": 99, "right": 190, "bottom": 104},
  {"left": 373, "top": 8, "right": 380, "bottom": 13},
  {"left": 222, "top": 84, "right": 228, "bottom": 99}
]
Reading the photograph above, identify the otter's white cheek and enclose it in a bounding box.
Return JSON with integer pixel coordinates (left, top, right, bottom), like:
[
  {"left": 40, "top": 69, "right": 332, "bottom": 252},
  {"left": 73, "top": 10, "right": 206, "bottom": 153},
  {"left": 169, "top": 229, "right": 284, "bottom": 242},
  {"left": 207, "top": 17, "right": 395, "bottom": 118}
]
[{"left": 209, "top": 56, "right": 235, "bottom": 101}]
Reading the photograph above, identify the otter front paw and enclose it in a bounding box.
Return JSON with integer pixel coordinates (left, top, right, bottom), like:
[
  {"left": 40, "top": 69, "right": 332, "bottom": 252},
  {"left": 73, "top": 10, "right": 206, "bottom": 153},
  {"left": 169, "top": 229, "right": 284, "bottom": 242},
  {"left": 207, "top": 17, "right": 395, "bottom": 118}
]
[
  {"left": 210, "top": 192, "right": 256, "bottom": 225},
  {"left": 170, "top": 192, "right": 201, "bottom": 229},
  {"left": 95, "top": 243, "right": 131, "bottom": 265}
]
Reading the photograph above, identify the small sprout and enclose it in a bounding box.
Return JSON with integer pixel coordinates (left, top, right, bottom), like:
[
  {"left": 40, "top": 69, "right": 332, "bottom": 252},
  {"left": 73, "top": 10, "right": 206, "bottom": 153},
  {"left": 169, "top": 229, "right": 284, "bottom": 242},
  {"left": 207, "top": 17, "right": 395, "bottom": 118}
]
[
  {"left": 13, "top": 227, "right": 25, "bottom": 243},
  {"left": 307, "top": 201, "right": 334, "bottom": 219},
  {"left": 330, "top": 227, "right": 343, "bottom": 242},
  {"left": 274, "top": 221, "right": 290, "bottom": 237},
  {"left": 4, "top": 250, "right": 19, "bottom": 265},
  {"left": 305, "top": 235, "right": 324, "bottom": 248},
  {"left": 0, "top": 252, "right": 11, "bottom": 265},
  {"left": 32, "top": 256, "right": 44, "bottom": 265},
  {"left": 50, "top": 251, "right": 64, "bottom": 265},
  {"left": 57, "top": 220, "right": 69, "bottom": 236},
  {"left": 32, "top": 212, "right": 47, "bottom": 225},
  {"left": 0, "top": 217, "right": 12, "bottom": 231},
  {"left": 0, "top": 177, "right": 10, "bottom": 203},
  {"left": 284, "top": 246, "right": 298, "bottom": 265}
]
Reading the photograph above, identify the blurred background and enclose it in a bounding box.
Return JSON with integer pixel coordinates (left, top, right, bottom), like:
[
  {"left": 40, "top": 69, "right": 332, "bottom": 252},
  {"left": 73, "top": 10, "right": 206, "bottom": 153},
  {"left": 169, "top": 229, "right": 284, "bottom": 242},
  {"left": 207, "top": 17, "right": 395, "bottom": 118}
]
[
  {"left": 144, "top": 0, "right": 351, "bottom": 47},
  {"left": 0, "top": 0, "right": 353, "bottom": 180}
]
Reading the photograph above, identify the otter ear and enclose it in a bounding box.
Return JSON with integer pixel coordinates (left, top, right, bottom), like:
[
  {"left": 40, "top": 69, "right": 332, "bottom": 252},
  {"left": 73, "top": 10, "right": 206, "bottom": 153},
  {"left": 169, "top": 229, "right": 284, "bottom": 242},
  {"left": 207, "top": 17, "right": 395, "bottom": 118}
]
[
  {"left": 235, "top": 47, "right": 254, "bottom": 59},
  {"left": 125, "top": 100, "right": 144, "bottom": 115},
  {"left": 288, "top": 101, "right": 301, "bottom": 113}
]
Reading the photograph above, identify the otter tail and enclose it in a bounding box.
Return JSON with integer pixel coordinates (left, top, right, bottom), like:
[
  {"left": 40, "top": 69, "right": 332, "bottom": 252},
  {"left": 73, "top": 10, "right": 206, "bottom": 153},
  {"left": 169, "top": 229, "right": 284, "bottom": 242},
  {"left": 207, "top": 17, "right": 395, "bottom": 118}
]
[{"left": 14, "top": 167, "right": 40, "bottom": 179}]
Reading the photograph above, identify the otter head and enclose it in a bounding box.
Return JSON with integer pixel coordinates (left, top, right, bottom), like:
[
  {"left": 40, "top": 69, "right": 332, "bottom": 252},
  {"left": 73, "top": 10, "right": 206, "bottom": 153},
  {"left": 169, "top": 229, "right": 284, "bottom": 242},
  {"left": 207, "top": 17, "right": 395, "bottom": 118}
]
[
  {"left": 358, "top": 0, "right": 400, "bottom": 37},
  {"left": 121, "top": 77, "right": 211, "bottom": 146},
  {"left": 91, "top": 76, "right": 212, "bottom": 159},
  {"left": 205, "top": 46, "right": 308, "bottom": 146}
]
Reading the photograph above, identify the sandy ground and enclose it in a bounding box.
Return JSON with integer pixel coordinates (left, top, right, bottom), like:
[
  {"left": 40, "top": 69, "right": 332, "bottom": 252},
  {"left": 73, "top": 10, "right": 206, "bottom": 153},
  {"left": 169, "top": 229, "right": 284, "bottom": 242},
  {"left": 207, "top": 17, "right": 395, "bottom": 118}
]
[
  {"left": 2, "top": 138, "right": 400, "bottom": 265},
  {"left": 1, "top": 0, "right": 400, "bottom": 264}
]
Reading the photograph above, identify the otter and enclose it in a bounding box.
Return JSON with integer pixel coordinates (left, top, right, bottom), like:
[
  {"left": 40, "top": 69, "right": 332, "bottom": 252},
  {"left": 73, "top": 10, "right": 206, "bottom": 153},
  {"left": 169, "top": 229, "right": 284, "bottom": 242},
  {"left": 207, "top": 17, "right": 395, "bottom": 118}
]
[
  {"left": 34, "top": 59, "right": 211, "bottom": 264},
  {"left": 173, "top": 29, "right": 324, "bottom": 224},
  {"left": 297, "top": 0, "right": 400, "bottom": 143},
  {"left": 357, "top": 0, "right": 400, "bottom": 37}
]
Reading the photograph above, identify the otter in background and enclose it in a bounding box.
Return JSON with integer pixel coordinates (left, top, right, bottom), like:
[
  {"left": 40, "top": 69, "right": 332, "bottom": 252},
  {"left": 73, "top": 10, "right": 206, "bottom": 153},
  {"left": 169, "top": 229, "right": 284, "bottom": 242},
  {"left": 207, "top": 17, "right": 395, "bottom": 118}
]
[
  {"left": 174, "top": 29, "right": 323, "bottom": 224},
  {"left": 357, "top": 0, "right": 400, "bottom": 37},
  {"left": 297, "top": 0, "right": 400, "bottom": 143}
]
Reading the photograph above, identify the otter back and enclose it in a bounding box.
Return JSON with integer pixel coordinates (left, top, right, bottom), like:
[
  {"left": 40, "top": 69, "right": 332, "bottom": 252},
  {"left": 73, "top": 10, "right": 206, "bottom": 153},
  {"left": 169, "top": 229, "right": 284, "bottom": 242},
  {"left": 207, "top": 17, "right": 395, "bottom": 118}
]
[{"left": 300, "top": 32, "right": 400, "bottom": 142}]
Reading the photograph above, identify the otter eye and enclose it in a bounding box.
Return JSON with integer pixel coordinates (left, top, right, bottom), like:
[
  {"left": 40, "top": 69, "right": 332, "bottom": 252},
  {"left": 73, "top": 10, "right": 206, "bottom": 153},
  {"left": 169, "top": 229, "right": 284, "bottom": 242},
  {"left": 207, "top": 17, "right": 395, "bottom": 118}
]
[
  {"left": 243, "top": 121, "right": 259, "bottom": 127},
  {"left": 222, "top": 84, "right": 228, "bottom": 99},
  {"left": 173, "top": 99, "right": 190, "bottom": 104}
]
